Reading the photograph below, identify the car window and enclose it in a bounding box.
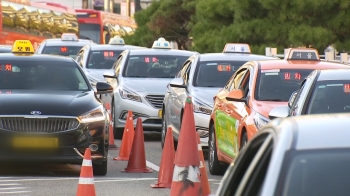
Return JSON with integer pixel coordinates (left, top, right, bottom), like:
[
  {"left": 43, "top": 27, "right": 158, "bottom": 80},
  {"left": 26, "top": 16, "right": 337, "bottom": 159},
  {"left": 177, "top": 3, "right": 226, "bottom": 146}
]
[
  {"left": 238, "top": 70, "right": 251, "bottom": 97},
  {"left": 177, "top": 60, "right": 191, "bottom": 78},
  {"left": 255, "top": 69, "right": 313, "bottom": 101},
  {"left": 193, "top": 61, "right": 246, "bottom": 88},
  {"left": 276, "top": 149, "right": 350, "bottom": 196},
  {"left": 228, "top": 68, "right": 247, "bottom": 91},
  {"left": 87, "top": 50, "right": 123, "bottom": 69},
  {"left": 0, "top": 61, "right": 89, "bottom": 91},
  {"left": 42, "top": 46, "right": 84, "bottom": 57},
  {"left": 217, "top": 132, "right": 272, "bottom": 196},
  {"left": 123, "top": 55, "right": 190, "bottom": 78},
  {"left": 307, "top": 80, "right": 350, "bottom": 114}
]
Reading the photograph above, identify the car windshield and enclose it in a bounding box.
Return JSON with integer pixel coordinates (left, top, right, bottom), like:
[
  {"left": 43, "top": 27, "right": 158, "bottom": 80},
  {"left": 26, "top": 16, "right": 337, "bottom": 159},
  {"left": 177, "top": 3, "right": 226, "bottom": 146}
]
[
  {"left": 87, "top": 50, "right": 123, "bottom": 69},
  {"left": 277, "top": 149, "right": 350, "bottom": 196},
  {"left": 0, "top": 61, "right": 89, "bottom": 91},
  {"left": 193, "top": 61, "right": 246, "bottom": 87},
  {"left": 255, "top": 69, "right": 313, "bottom": 101},
  {"left": 307, "top": 80, "right": 350, "bottom": 114},
  {"left": 123, "top": 55, "right": 190, "bottom": 78},
  {"left": 42, "top": 46, "right": 84, "bottom": 57}
]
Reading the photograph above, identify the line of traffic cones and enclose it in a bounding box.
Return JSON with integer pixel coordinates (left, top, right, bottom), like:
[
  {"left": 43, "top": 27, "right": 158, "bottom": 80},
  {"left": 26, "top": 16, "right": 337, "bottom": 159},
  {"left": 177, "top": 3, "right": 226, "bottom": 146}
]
[
  {"left": 105, "top": 103, "right": 118, "bottom": 149},
  {"left": 113, "top": 110, "right": 135, "bottom": 161}
]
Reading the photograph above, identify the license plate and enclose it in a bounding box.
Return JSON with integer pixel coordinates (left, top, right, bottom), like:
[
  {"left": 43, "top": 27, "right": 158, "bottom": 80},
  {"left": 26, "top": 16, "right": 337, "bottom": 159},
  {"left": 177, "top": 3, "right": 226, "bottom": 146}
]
[
  {"left": 158, "top": 109, "right": 162, "bottom": 118},
  {"left": 13, "top": 137, "right": 58, "bottom": 148}
]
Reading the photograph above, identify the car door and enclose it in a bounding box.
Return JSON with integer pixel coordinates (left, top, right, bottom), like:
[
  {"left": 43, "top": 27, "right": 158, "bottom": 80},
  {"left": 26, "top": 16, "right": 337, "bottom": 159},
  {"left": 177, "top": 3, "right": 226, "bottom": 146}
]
[
  {"left": 216, "top": 130, "right": 274, "bottom": 196},
  {"left": 171, "top": 60, "right": 192, "bottom": 135},
  {"left": 216, "top": 67, "right": 248, "bottom": 157}
]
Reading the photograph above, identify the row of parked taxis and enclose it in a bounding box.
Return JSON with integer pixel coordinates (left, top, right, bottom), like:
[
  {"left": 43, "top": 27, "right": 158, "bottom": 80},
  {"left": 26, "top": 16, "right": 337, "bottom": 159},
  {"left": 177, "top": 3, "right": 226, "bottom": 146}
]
[{"left": 34, "top": 33, "right": 350, "bottom": 178}]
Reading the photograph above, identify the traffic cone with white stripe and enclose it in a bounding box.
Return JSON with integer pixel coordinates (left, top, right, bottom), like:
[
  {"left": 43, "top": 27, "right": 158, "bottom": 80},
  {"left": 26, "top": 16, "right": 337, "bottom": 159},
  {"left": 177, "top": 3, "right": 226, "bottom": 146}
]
[
  {"left": 196, "top": 132, "right": 211, "bottom": 196},
  {"left": 105, "top": 103, "right": 118, "bottom": 149},
  {"left": 113, "top": 110, "right": 135, "bottom": 161},
  {"left": 151, "top": 127, "right": 175, "bottom": 188},
  {"left": 76, "top": 148, "right": 96, "bottom": 196},
  {"left": 170, "top": 97, "right": 202, "bottom": 196}
]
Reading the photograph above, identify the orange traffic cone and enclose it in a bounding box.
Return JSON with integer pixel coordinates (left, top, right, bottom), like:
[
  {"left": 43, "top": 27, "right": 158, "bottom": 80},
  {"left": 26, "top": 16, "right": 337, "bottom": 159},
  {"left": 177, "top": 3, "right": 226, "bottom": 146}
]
[
  {"left": 113, "top": 111, "right": 135, "bottom": 161},
  {"left": 151, "top": 127, "right": 175, "bottom": 188},
  {"left": 76, "top": 148, "right": 96, "bottom": 196},
  {"left": 196, "top": 132, "right": 211, "bottom": 196},
  {"left": 170, "top": 97, "right": 202, "bottom": 196},
  {"left": 105, "top": 103, "right": 118, "bottom": 149},
  {"left": 122, "top": 118, "right": 153, "bottom": 173}
]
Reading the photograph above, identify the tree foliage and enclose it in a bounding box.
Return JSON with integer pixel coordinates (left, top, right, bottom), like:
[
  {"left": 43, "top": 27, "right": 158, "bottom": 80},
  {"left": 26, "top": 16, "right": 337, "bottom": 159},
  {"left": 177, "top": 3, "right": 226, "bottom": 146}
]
[{"left": 125, "top": 0, "right": 350, "bottom": 54}]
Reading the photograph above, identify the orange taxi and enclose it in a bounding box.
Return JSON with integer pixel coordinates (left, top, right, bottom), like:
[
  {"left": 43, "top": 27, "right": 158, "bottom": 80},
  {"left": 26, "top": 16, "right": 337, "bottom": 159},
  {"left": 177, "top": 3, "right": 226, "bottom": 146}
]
[{"left": 208, "top": 48, "right": 350, "bottom": 175}]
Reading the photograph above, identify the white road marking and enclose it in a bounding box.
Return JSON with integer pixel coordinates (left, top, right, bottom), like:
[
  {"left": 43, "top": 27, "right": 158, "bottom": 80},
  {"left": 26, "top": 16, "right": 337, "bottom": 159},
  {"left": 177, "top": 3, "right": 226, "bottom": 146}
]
[
  {"left": 95, "top": 178, "right": 158, "bottom": 183},
  {"left": 0, "top": 187, "right": 26, "bottom": 190},
  {"left": 0, "top": 182, "right": 31, "bottom": 195},
  {"left": 0, "top": 191, "right": 31, "bottom": 194},
  {"left": 146, "top": 160, "right": 160, "bottom": 172}
]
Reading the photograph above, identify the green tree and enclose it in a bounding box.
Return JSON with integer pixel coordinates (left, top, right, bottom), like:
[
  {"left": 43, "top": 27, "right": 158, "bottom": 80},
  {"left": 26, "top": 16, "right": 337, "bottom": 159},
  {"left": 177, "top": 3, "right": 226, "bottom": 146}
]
[{"left": 123, "top": 0, "right": 195, "bottom": 49}]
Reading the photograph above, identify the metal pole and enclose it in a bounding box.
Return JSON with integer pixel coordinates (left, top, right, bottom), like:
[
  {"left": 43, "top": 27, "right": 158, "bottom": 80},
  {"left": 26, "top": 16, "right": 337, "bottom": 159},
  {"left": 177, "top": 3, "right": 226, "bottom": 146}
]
[{"left": 126, "top": 0, "right": 131, "bottom": 17}]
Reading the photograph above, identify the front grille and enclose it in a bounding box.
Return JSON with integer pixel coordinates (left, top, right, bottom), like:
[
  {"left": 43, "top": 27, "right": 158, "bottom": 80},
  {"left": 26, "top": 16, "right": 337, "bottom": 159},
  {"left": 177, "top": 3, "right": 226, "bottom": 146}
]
[
  {"left": 0, "top": 117, "right": 80, "bottom": 133},
  {"left": 145, "top": 95, "right": 165, "bottom": 109}
]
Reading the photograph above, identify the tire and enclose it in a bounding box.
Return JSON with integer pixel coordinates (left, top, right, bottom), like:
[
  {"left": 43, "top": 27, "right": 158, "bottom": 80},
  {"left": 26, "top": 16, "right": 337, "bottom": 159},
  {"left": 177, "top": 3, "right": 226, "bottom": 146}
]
[
  {"left": 208, "top": 125, "right": 226, "bottom": 175},
  {"left": 112, "top": 102, "right": 123, "bottom": 139},
  {"left": 240, "top": 131, "right": 248, "bottom": 151},
  {"left": 93, "top": 160, "right": 107, "bottom": 176}
]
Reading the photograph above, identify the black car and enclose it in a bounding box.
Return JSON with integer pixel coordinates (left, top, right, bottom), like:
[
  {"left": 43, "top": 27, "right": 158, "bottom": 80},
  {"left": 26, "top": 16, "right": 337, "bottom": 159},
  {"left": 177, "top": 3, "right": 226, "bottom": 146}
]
[{"left": 0, "top": 43, "right": 113, "bottom": 175}]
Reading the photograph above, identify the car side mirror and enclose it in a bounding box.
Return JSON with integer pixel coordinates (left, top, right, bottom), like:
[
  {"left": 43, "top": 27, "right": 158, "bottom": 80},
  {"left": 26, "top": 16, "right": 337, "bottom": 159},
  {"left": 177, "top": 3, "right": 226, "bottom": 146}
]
[
  {"left": 226, "top": 89, "right": 246, "bottom": 102},
  {"left": 103, "top": 70, "right": 117, "bottom": 79},
  {"left": 288, "top": 91, "right": 298, "bottom": 109},
  {"left": 169, "top": 78, "right": 187, "bottom": 88},
  {"left": 96, "top": 82, "right": 113, "bottom": 94},
  {"left": 268, "top": 106, "right": 290, "bottom": 120}
]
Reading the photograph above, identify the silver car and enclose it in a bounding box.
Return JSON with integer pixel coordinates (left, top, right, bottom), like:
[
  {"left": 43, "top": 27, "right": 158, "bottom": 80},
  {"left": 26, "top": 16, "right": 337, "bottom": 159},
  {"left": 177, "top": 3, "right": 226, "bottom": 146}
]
[
  {"left": 103, "top": 38, "right": 196, "bottom": 138},
  {"left": 74, "top": 36, "right": 144, "bottom": 84},
  {"left": 216, "top": 113, "right": 350, "bottom": 195},
  {"left": 163, "top": 43, "right": 278, "bottom": 148}
]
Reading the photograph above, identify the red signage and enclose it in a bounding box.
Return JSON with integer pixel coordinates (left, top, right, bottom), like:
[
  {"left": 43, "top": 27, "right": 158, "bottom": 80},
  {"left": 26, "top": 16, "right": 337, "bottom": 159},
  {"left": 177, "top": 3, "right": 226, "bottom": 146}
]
[
  {"left": 284, "top": 72, "right": 290, "bottom": 80},
  {"left": 217, "top": 65, "right": 231, "bottom": 72},
  {"left": 344, "top": 84, "right": 350, "bottom": 93},
  {"left": 60, "top": 47, "right": 67, "bottom": 52},
  {"left": 103, "top": 51, "right": 114, "bottom": 57}
]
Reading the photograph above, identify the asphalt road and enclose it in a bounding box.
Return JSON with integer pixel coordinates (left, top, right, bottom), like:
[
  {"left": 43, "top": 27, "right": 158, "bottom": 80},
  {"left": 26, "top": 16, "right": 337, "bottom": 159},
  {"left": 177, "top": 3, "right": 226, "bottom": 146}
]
[{"left": 0, "top": 132, "right": 223, "bottom": 196}]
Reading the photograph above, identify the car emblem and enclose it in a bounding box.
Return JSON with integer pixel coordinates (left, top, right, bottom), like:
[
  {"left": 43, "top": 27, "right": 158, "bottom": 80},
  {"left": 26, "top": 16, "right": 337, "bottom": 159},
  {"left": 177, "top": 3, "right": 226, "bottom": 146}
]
[{"left": 30, "top": 111, "right": 41, "bottom": 115}]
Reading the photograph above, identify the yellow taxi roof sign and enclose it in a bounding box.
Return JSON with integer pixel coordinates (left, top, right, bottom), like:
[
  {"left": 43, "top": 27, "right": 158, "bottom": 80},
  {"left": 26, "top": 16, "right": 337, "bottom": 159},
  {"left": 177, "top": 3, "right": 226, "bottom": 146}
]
[
  {"left": 223, "top": 43, "right": 251, "bottom": 54},
  {"left": 12, "top": 40, "right": 35, "bottom": 53},
  {"left": 285, "top": 48, "right": 320, "bottom": 61}
]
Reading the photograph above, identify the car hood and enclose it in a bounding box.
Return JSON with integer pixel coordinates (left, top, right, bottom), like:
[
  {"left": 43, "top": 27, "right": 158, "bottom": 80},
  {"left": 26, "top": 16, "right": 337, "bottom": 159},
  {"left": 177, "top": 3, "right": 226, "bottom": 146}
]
[
  {"left": 122, "top": 78, "right": 172, "bottom": 94},
  {"left": 85, "top": 69, "right": 112, "bottom": 82},
  {"left": 253, "top": 101, "right": 288, "bottom": 118},
  {"left": 0, "top": 90, "right": 100, "bottom": 116},
  {"left": 192, "top": 87, "right": 222, "bottom": 107}
]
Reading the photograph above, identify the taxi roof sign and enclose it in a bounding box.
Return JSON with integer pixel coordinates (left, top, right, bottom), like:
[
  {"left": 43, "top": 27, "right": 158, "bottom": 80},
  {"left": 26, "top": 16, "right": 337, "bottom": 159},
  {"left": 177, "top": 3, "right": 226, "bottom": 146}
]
[
  {"left": 12, "top": 40, "right": 34, "bottom": 53},
  {"left": 285, "top": 48, "right": 320, "bottom": 61},
  {"left": 61, "top": 33, "right": 78, "bottom": 41},
  {"left": 152, "top": 37, "right": 171, "bottom": 49},
  {"left": 223, "top": 43, "right": 251, "bottom": 54},
  {"left": 109, "top": 36, "right": 125, "bottom": 45}
]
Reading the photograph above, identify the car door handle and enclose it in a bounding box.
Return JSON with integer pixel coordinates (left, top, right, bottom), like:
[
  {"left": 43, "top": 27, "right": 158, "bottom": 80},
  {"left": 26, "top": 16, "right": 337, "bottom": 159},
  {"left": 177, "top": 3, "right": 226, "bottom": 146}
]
[{"left": 226, "top": 109, "right": 232, "bottom": 114}]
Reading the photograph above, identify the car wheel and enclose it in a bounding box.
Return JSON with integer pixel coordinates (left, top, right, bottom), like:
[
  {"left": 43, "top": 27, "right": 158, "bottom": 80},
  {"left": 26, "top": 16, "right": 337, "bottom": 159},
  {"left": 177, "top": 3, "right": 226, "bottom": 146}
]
[
  {"left": 112, "top": 102, "right": 123, "bottom": 139},
  {"left": 93, "top": 160, "right": 107, "bottom": 176},
  {"left": 208, "top": 125, "right": 226, "bottom": 175},
  {"left": 161, "top": 111, "right": 167, "bottom": 149},
  {"left": 240, "top": 131, "right": 248, "bottom": 151}
]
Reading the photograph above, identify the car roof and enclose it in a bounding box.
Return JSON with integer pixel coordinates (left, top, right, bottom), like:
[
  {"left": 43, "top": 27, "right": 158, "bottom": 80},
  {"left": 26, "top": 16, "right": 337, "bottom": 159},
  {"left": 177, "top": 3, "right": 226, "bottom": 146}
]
[
  {"left": 258, "top": 60, "right": 350, "bottom": 70},
  {"left": 129, "top": 48, "right": 196, "bottom": 56},
  {"left": 317, "top": 69, "right": 350, "bottom": 81},
  {"left": 90, "top": 44, "right": 145, "bottom": 51},
  {"left": 43, "top": 40, "right": 95, "bottom": 47},
  {"left": 269, "top": 113, "right": 350, "bottom": 151},
  {"left": 43, "top": 38, "right": 93, "bottom": 43},
  {"left": 199, "top": 53, "right": 279, "bottom": 61},
  {"left": 0, "top": 46, "right": 12, "bottom": 53},
  {"left": 0, "top": 53, "right": 76, "bottom": 62}
]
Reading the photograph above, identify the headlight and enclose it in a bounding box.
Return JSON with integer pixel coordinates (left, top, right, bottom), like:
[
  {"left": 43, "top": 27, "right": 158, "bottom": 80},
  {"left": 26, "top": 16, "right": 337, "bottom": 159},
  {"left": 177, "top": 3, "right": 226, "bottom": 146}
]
[
  {"left": 79, "top": 106, "right": 106, "bottom": 123},
  {"left": 253, "top": 112, "right": 269, "bottom": 129},
  {"left": 193, "top": 97, "right": 212, "bottom": 115},
  {"left": 119, "top": 86, "right": 142, "bottom": 102}
]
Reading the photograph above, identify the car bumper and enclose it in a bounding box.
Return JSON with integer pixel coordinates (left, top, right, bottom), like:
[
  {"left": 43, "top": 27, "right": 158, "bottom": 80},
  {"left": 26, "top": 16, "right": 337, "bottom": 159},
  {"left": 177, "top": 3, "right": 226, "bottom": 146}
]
[
  {"left": 0, "top": 120, "right": 108, "bottom": 164},
  {"left": 114, "top": 95, "right": 162, "bottom": 131},
  {"left": 194, "top": 112, "right": 210, "bottom": 147}
]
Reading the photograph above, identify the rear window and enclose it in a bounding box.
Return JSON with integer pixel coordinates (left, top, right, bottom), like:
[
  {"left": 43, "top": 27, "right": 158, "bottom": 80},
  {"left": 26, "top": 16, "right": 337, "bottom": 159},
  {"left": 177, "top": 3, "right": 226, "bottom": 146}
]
[
  {"left": 42, "top": 46, "right": 84, "bottom": 57},
  {"left": 255, "top": 69, "right": 313, "bottom": 101},
  {"left": 193, "top": 61, "right": 246, "bottom": 87},
  {"left": 307, "top": 80, "right": 350, "bottom": 114},
  {"left": 87, "top": 50, "right": 123, "bottom": 69}
]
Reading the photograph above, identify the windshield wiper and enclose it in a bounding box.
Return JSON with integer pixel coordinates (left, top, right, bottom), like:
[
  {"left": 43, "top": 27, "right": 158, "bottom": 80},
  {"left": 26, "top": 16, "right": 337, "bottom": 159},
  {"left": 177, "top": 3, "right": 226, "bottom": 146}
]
[
  {"left": 128, "top": 76, "right": 146, "bottom": 78},
  {"left": 258, "top": 99, "right": 285, "bottom": 102},
  {"left": 157, "top": 76, "right": 174, "bottom": 78}
]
